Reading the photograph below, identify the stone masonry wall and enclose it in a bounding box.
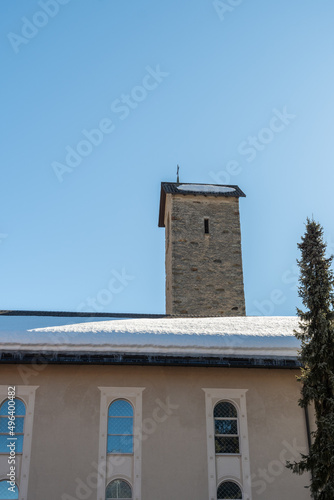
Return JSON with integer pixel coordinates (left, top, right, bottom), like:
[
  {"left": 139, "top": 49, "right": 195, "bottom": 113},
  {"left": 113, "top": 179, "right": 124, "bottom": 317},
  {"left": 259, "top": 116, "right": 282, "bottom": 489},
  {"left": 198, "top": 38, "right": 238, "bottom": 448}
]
[{"left": 165, "top": 193, "right": 246, "bottom": 316}]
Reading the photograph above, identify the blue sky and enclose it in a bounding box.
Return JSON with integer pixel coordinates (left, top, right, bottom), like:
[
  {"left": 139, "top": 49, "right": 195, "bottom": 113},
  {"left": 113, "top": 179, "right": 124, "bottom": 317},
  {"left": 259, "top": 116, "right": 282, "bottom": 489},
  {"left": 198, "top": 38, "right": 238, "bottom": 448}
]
[{"left": 1, "top": 0, "right": 334, "bottom": 316}]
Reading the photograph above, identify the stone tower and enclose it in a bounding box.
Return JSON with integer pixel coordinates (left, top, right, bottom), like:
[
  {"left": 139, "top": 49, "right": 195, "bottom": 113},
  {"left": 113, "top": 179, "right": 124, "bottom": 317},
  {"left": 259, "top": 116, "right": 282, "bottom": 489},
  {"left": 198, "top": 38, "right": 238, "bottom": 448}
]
[{"left": 158, "top": 182, "right": 246, "bottom": 316}]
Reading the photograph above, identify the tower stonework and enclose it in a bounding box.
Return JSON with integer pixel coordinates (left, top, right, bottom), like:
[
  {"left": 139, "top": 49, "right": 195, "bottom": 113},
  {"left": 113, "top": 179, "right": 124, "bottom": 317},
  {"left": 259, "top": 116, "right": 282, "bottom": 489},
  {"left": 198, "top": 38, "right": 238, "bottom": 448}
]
[{"left": 158, "top": 182, "right": 246, "bottom": 316}]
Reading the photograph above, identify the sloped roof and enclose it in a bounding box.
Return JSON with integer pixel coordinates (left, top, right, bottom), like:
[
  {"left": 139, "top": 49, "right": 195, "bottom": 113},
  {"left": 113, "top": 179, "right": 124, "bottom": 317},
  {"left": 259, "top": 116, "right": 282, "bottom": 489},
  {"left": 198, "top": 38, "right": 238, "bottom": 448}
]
[
  {"left": 0, "top": 315, "right": 301, "bottom": 364},
  {"left": 158, "top": 182, "right": 246, "bottom": 227}
]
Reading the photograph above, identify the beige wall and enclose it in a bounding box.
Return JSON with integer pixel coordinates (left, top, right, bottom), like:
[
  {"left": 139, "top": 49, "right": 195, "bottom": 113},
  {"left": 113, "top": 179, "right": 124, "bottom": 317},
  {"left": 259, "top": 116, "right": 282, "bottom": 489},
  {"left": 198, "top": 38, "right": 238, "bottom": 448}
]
[
  {"left": 0, "top": 364, "right": 311, "bottom": 500},
  {"left": 164, "top": 193, "right": 246, "bottom": 316}
]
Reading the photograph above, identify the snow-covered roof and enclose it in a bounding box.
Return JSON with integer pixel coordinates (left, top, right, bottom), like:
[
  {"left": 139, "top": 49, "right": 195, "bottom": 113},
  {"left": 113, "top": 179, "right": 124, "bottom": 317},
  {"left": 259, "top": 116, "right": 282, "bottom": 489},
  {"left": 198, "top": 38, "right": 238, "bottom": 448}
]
[
  {"left": 176, "top": 184, "right": 236, "bottom": 194},
  {"left": 0, "top": 315, "right": 301, "bottom": 359}
]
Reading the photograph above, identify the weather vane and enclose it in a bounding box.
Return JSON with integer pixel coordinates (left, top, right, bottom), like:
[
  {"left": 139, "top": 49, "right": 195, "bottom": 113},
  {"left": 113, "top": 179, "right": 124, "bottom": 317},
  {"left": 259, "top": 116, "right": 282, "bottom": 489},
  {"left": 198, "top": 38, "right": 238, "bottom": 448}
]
[{"left": 176, "top": 164, "right": 180, "bottom": 184}]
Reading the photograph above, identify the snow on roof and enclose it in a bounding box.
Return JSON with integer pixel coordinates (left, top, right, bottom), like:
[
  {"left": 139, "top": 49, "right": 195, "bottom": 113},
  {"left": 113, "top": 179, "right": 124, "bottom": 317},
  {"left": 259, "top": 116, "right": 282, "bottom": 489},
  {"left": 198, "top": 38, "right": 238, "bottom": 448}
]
[
  {"left": 0, "top": 315, "right": 301, "bottom": 358},
  {"left": 176, "top": 184, "right": 236, "bottom": 194}
]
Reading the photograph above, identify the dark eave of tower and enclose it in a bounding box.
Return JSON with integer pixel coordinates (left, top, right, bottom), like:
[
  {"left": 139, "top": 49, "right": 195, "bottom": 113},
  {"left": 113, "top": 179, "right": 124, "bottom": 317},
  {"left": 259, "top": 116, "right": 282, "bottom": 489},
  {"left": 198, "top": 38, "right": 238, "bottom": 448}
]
[{"left": 158, "top": 182, "right": 246, "bottom": 228}]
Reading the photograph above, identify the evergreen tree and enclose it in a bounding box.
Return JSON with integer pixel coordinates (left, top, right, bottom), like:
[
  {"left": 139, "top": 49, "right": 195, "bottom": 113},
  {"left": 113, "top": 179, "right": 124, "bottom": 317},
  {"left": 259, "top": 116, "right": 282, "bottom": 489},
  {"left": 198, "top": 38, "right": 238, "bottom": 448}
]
[{"left": 287, "top": 218, "right": 334, "bottom": 499}]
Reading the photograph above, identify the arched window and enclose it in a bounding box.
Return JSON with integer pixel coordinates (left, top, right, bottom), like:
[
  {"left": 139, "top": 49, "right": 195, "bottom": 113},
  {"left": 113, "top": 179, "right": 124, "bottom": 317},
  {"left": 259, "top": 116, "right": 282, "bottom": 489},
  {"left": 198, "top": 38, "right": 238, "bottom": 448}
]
[
  {"left": 217, "top": 480, "right": 242, "bottom": 499},
  {"left": 106, "top": 479, "right": 132, "bottom": 499},
  {"left": 0, "top": 399, "right": 26, "bottom": 454},
  {"left": 214, "top": 401, "right": 239, "bottom": 454},
  {"left": 0, "top": 480, "right": 19, "bottom": 499},
  {"left": 107, "top": 400, "right": 133, "bottom": 454}
]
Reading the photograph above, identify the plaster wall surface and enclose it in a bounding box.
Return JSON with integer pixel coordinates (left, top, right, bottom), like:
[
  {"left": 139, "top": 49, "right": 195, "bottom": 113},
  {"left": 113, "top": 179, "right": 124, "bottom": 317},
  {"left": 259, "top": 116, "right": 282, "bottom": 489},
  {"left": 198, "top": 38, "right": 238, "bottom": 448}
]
[{"left": 0, "top": 365, "right": 311, "bottom": 500}]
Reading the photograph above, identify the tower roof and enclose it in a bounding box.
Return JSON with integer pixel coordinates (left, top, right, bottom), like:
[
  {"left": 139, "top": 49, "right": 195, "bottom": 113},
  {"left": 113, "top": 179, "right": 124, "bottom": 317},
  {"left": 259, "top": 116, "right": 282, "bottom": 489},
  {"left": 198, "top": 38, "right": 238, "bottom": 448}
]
[{"left": 158, "top": 182, "right": 246, "bottom": 227}]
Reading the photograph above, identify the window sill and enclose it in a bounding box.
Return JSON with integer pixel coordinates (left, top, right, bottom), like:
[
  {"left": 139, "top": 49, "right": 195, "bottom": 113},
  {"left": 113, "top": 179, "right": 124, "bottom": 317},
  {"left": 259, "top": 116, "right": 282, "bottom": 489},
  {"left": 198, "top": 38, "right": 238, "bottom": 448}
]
[{"left": 215, "top": 453, "right": 241, "bottom": 456}]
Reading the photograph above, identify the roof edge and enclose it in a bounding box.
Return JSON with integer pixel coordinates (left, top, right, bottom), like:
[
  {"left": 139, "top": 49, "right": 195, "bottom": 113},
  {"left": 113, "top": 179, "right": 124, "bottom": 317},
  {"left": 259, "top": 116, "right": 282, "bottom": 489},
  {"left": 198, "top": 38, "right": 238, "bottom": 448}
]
[
  {"left": 0, "top": 351, "right": 300, "bottom": 369},
  {"left": 0, "top": 310, "right": 166, "bottom": 319},
  {"left": 158, "top": 183, "right": 166, "bottom": 227}
]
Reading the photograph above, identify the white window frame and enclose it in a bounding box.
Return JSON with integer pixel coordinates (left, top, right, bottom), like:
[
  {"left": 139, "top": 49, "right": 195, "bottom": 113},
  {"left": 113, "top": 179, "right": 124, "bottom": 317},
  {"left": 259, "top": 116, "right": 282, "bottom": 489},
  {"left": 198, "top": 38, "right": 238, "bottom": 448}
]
[
  {"left": 97, "top": 387, "right": 144, "bottom": 500},
  {"left": 203, "top": 388, "right": 252, "bottom": 500},
  {"left": 0, "top": 385, "right": 38, "bottom": 500}
]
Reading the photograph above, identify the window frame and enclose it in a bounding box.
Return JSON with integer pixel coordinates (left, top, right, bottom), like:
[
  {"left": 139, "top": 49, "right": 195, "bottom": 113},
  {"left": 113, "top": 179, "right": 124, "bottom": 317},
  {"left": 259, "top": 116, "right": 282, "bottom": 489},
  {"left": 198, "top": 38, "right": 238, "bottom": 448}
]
[
  {"left": 202, "top": 388, "right": 252, "bottom": 500},
  {"left": 97, "top": 387, "right": 144, "bottom": 500},
  {"left": 0, "top": 385, "right": 38, "bottom": 500}
]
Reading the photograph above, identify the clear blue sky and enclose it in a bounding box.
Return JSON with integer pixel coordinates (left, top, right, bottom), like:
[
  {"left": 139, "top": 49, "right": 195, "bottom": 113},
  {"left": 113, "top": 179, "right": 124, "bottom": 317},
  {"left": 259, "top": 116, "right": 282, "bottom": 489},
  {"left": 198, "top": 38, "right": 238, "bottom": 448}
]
[{"left": 1, "top": 0, "right": 334, "bottom": 316}]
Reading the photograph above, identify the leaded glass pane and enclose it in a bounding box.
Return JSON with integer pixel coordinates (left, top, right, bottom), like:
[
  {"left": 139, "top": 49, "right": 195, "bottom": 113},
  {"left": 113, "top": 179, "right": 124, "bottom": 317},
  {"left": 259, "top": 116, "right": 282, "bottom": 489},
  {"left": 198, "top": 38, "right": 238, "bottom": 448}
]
[
  {"left": 107, "top": 400, "right": 133, "bottom": 454},
  {"left": 0, "top": 417, "right": 24, "bottom": 434},
  {"left": 214, "top": 402, "right": 237, "bottom": 418},
  {"left": 215, "top": 419, "right": 238, "bottom": 435},
  {"left": 14, "top": 417, "right": 24, "bottom": 434},
  {"left": 107, "top": 435, "right": 133, "bottom": 454},
  {"left": 108, "top": 417, "right": 133, "bottom": 435},
  {"left": 0, "top": 480, "right": 19, "bottom": 499},
  {"left": 108, "top": 400, "right": 133, "bottom": 417},
  {"left": 0, "top": 418, "right": 7, "bottom": 433},
  {"left": 0, "top": 435, "right": 7, "bottom": 453},
  {"left": 215, "top": 436, "right": 239, "bottom": 454},
  {"left": 106, "top": 479, "right": 132, "bottom": 499},
  {"left": 217, "top": 481, "right": 242, "bottom": 499},
  {"left": 0, "top": 401, "right": 9, "bottom": 416},
  {"left": 0, "top": 435, "right": 24, "bottom": 454},
  {"left": 0, "top": 399, "right": 25, "bottom": 416}
]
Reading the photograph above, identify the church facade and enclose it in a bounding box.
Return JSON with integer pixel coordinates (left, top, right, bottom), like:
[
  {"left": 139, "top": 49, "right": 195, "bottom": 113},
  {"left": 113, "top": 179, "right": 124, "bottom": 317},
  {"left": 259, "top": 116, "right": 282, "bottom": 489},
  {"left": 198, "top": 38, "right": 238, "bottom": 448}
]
[{"left": 0, "top": 182, "right": 312, "bottom": 500}]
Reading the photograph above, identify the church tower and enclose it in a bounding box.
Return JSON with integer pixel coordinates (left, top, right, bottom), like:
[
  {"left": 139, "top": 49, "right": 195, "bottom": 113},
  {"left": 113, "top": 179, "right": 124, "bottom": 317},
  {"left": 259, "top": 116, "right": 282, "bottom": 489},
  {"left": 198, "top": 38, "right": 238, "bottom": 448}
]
[{"left": 158, "top": 182, "right": 246, "bottom": 316}]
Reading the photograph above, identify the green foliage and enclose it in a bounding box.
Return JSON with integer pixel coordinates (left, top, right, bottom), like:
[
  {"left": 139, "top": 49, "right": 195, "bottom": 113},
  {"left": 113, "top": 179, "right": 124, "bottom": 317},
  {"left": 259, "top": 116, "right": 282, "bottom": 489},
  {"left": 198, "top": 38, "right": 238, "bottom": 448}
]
[{"left": 287, "top": 218, "right": 334, "bottom": 499}]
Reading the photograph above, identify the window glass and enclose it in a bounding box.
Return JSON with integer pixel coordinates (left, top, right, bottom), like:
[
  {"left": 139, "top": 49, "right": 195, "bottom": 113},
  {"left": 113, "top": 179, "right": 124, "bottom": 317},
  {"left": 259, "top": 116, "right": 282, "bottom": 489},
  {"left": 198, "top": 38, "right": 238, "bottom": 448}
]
[
  {"left": 108, "top": 400, "right": 133, "bottom": 454},
  {"left": 214, "top": 402, "right": 237, "bottom": 418},
  {"left": 0, "top": 399, "right": 25, "bottom": 454},
  {"left": 217, "top": 481, "right": 242, "bottom": 499},
  {"left": 106, "top": 479, "right": 132, "bottom": 499},
  {"left": 108, "top": 400, "right": 133, "bottom": 417},
  {"left": 215, "top": 419, "right": 238, "bottom": 435},
  {"left": 214, "top": 401, "right": 239, "bottom": 454},
  {"left": 0, "top": 481, "right": 19, "bottom": 500}
]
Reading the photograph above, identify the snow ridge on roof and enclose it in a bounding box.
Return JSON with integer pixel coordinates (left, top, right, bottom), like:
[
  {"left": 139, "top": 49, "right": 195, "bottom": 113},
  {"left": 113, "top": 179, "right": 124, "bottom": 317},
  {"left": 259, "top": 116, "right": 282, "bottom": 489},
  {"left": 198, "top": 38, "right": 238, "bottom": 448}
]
[
  {"left": 176, "top": 184, "right": 236, "bottom": 194},
  {"left": 0, "top": 316, "right": 301, "bottom": 358}
]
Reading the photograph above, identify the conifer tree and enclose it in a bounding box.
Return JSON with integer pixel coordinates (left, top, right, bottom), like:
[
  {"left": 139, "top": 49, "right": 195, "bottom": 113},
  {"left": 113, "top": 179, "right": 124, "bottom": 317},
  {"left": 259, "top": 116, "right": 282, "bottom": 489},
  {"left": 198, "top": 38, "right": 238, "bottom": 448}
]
[{"left": 287, "top": 218, "right": 334, "bottom": 499}]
